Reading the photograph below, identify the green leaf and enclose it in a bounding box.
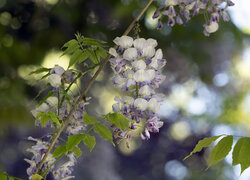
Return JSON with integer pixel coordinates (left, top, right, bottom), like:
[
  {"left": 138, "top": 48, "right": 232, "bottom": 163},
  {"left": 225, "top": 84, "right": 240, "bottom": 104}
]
[
  {"left": 68, "top": 49, "right": 89, "bottom": 68},
  {"left": 83, "top": 112, "right": 99, "bottom": 125},
  {"left": 184, "top": 135, "right": 222, "bottom": 160},
  {"left": 31, "top": 174, "right": 43, "bottom": 180},
  {"left": 29, "top": 67, "right": 51, "bottom": 75},
  {"left": 94, "top": 124, "right": 114, "bottom": 146},
  {"left": 96, "top": 47, "right": 107, "bottom": 59},
  {"left": 38, "top": 91, "right": 54, "bottom": 106},
  {"left": 103, "top": 112, "right": 130, "bottom": 130},
  {"left": 208, "top": 135, "right": 233, "bottom": 168},
  {"left": 9, "top": 177, "right": 14, "bottom": 180},
  {"left": 81, "top": 37, "right": 107, "bottom": 46},
  {"left": 86, "top": 49, "right": 99, "bottom": 64},
  {"left": 62, "top": 39, "right": 78, "bottom": 56},
  {"left": 72, "top": 147, "right": 82, "bottom": 158},
  {"left": 66, "top": 134, "right": 83, "bottom": 151},
  {"left": 36, "top": 112, "right": 50, "bottom": 127},
  {"left": 47, "top": 112, "right": 60, "bottom": 126},
  {"left": 232, "top": 137, "right": 250, "bottom": 174},
  {"left": 81, "top": 134, "right": 96, "bottom": 151},
  {"left": 53, "top": 145, "right": 67, "bottom": 158}
]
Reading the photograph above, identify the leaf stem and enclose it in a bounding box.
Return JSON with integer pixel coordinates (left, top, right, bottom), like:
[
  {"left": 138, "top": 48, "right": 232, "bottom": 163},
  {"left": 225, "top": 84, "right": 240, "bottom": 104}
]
[{"left": 34, "top": 0, "right": 154, "bottom": 174}]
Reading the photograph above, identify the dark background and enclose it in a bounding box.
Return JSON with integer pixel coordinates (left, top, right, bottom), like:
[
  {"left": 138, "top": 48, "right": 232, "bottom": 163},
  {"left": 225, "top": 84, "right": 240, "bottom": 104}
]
[{"left": 0, "top": 0, "right": 250, "bottom": 179}]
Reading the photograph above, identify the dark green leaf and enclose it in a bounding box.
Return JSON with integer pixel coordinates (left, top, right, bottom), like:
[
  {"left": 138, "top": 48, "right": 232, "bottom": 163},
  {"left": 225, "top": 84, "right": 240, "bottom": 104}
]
[
  {"left": 83, "top": 112, "right": 99, "bottom": 125},
  {"left": 208, "top": 135, "right": 233, "bottom": 167},
  {"left": 29, "top": 67, "right": 51, "bottom": 75},
  {"left": 94, "top": 124, "right": 114, "bottom": 146},
  {"left": 72, "top": 147, "right": 82, "bottom": 157},
  {"left": 232, "top": 137, "right": 250, "bottom": 174},
  {"left": 66, "top": 134, "right": 83, "bottom": 151},
  {"left": 62, "top": 39, "right": 79, "bottom": 56},
  {"left": 38, "top": 91, "right": 54, "bottom": 106},
  {"left": 81, "top": 134, "right": 96, "bottom": 151},
  {"left": 184, "top": 135, "right": 222, "bottom": 160},
  {"left": 53, "top": 145, "right": 67, "bottom": 158},
  {"left": 103, "top": 112, "right": 130, "bottom": 130}
]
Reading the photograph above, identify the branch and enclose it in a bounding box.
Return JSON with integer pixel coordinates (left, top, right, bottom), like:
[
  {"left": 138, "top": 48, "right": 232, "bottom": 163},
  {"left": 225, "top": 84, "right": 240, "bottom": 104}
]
[{"left": 35, "top": 0, "right": 154, "bottom": 174}]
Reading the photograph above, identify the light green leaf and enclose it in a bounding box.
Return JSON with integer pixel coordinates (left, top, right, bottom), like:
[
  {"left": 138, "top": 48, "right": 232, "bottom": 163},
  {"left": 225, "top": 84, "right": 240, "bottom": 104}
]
[
  {"left": 208, "top": 135, "right": 233, "bottom": 168},
  {"left": 82, "top": 37, "right": 107, "bottom": 46},
  {"left": 62, "top": 39, "right": 78, "bottom": 56},
  {"left": 81, "top": 134, "right": 96, "bottom": 151},
  {"left": 29, "top": 67, "right": 51, "bottom": 75},
  {"left": 96, "top": 47, "right": 107, "bottom": 59},
  {"left": 83, "top": 112, "right": 99, "bottom": 125},
  {"left": 39, "top": 113, "right": 50, "bottom": 127},
  {"left": 94, "top": 124, "right": 114, "bottom": 146},
  {"left": 53, "top": 145, "right": 67, "bottom": 158},
  {"left": 69, "top": 49, "right": 89, "bottom": 68},
  {"left": 9, "top": 177, "right": 14, "bottom": 180},
  {"left": 184, "top": 135, "right": 222, "bottom": 160},
  {"left": 103, "top": 112, "right": 130, "bottom": 130},
  {"left": 66, "top": 134, "right": 83, "bottom": 151},
  {"left": 72, "top": 147, "right": 82, "bottom": 157},
  {"left": 232, "top": 137, "right": 250, "bottom": 174},
  {"left": 31, "top": 174, "right": 43, "bottom": 180},
  {"left": 0, "top": 172, "right": 7, "bottom": 180},
  {"left": 47, "top": 112, "right": 60, "bottom": 126}
]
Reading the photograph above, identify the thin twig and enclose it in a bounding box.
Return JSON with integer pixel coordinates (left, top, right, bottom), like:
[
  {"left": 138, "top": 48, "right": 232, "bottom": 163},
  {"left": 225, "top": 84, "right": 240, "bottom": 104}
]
[{"left": 35, "top": 0, "right": 154, "bottom": 174}]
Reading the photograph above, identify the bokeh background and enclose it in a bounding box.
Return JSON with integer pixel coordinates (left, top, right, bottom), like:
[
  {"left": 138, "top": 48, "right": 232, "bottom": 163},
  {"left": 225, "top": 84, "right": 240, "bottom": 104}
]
[{"left": 0, "top": 0, "right": 250, "bottom": 179}]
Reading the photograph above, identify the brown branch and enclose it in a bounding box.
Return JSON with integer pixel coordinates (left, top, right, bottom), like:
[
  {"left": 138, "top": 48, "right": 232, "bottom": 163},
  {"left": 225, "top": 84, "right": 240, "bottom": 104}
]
[{"left": 35, "top": 0, "right": 154, "bottom": 174}]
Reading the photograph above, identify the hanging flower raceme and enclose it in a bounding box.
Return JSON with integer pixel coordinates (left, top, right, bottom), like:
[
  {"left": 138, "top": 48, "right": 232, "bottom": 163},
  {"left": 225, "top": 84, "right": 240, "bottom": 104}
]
[
  {"left": 27, "top": 64, "right": 90, "bottom": 179},
  {"left": 109, "top": 36, "right": 165, "bottom": 140},
  {"left": 153, "top": 0, "right": 234, "bottom": 36}
]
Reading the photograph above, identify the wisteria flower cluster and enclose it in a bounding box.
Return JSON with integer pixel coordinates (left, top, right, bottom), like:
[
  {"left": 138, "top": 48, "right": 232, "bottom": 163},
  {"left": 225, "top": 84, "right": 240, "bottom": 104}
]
[
  {"left": 26, "top": 65, "right": 89, "bottom": 180},
  {"left": 153, "top": 0, "right": 234, "bottom": 36},
  {"left": 109, "top": 35, "right": 166, "bottom": 140}
]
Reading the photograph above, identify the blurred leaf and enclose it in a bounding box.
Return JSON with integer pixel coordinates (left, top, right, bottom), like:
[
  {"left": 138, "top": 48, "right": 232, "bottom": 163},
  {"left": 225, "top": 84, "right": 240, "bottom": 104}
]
[
  {"left": 83, "top": 112, "right": 99, "bottom": 125},
  {"left": 31, "top": 174, "right": 43, "bottom": 180},
  {"left": 81, "top": 37, "right": 107, "bottom": 46},
  {"left": 103, "top": 112, "right": 130, "bottom": 130},
  {"left": 38, "top": 91, "right": 54, "bottom": 106},
  {"left": 29, "top": 67, "right": 51, "bottom": 75},
  {"left": 53, "top": 145, "right": 67, "bottom": 158},
  {"left": 72, "top": 147, "right": 82, "bottom": 157},
  {"left": 232, "top": 137, "right": 250, "bottom": 174},
  {"left": 69, "top": 49, "right": 85, "bottom": 68},
  {"left": 208, "top": 135, "right": 233, "bottom": 168},
  {"left": 0, "top": 172, "right": 7, "bottom": 180},
  {"left": 94, "top": 124, "right": 114, "bottom": 146},
  {"left": 86, "top": 49, "right": 99, "bottom": 64},
  {"left": 184, "top": 135, "right": 222, "bottom": 160},
  {"left": 96, "top": 47, "right": 107, "bottom": 60},
  {"left": 81, "top": 134, "right": 96, "bottom": 151}
]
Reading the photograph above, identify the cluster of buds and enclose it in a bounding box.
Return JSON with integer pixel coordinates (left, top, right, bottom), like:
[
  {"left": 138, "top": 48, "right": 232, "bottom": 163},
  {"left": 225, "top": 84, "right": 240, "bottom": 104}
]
[
  {"left": 109, "top": 35, "right": 166, "bottom": 140},
  {"left": 153, "top": 0, "right": 234, "bottom": 36}
]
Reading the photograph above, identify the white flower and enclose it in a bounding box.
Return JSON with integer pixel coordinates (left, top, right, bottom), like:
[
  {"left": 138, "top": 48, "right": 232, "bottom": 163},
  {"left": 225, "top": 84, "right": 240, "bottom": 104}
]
[
  {"left": 36, "top": 103, "right": 49, "bottom": 112},
  {"left": 133, "top": 38, "right": 146, "bottom": 50},
  {"left": 154, "top": 49, "right": 163, "bottom": 59},
  {"left": 122, "top": 96, "right": 134, "bottom": 105},
  {"left": 134, "top": 69, "right": 155, "bottom": 82},
  {"left": 147, "top": 98, "right": 160, "bottom": 112},
  {"left": 48, "top": 74, "right": 62, "bottom": 87},
  {"left": 146, "top": 38, "right": 157, "bottom": 48},
  {"left": 114, "top": 36, "right": 133, "bottom": 48},
  {"left": 31, "top": 109, "right": 39, "bottom": 118},
  {"left": 134, "top": 98, "right": 148, "bottom": 111},
  {"left": 205, "top": 21, "right": 219, "bottom": 33},
  {"left": 124, "top": 69, "right": 134, "bottom": 79},
  {"left": 149, "top": 58, "right": 158, "bottom": 69},
  {"left": 46, "top": 97, "right": 58, "bottom": 107},
  {"left": 109, "top": 48, "right": 118, "bottom": 57},
  {"left": 123, "top": 48, "right": 138, "bottom": 60},
  {"left": 139, "top": 85, "right": 154, "bottom": 96},
  {"left": 51, "top": 65, "right": 65, "bottom": 76},
  {"left": 132, "top": 60, "right": 146, "bottom": 70},
  {"left": 142, "top": 46, "right": 155, "bottom": 58},
  {"left": 165, "top": 0, "right": 178, "bottom": 6}
]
